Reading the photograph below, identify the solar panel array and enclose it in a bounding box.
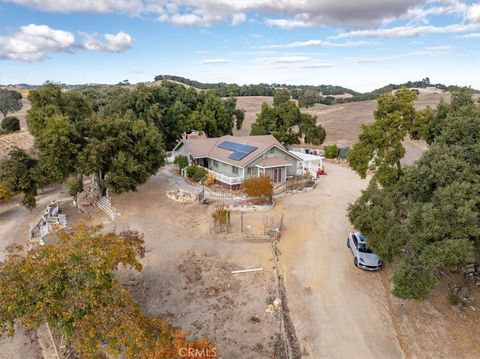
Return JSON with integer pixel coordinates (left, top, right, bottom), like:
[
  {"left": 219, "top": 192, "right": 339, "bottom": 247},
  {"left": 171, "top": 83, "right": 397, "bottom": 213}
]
[{"left": 218, "top": 141, "right": 258, "bottom": 161}]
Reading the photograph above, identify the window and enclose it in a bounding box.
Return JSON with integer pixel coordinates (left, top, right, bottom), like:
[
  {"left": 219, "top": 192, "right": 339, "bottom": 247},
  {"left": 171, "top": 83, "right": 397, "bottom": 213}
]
[
  {"left": 232, "top": 166, "right": 238, "bottom": 175},
  {"left": 213, "top": 160, "right": 218, "bottom": 167},
  {"left": 247, "top": 166, "right": 254, "bottom": 174},
  {"left": 352, "top": 234, "right": 358, "bottom": 249}
]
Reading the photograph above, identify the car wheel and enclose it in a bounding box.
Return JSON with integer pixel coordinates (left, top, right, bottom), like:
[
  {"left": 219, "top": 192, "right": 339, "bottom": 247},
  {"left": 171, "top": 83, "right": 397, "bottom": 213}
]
[
  {"left": 354, "top": 257, "right": 358, "bottom": 268},
  {"left": 347, "top": 239, "right": 350, "bottom": 248}
]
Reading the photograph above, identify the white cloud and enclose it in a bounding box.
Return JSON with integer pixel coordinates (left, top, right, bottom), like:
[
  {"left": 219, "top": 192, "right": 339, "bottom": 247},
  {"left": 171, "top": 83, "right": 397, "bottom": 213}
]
[
  {"left": 201, "top": 59, "right": 231, "bottom": 65},
  {"left": 346, "top": 45, "right": 453, "bottom": 63},
  {"left": 333, "top": 22, "right": 480, "bottom": 38},
  {"left": 455, "top": 32, "right": 480, "bottom": 38},
  {"left": 6, "top": 0, "right": 428, "bottom": 27},
  {"left": 81, "top": 32, "right": 134, "bottom": 52},
  {"left": 264, "top": 18, "right": 311, "bottom": 29},
  {"left": 231, "top": 13, "right": 246, "bottom": 26},
  {"left": 0, "top": 24, "right": 74, "bottom": 61},
  {"left": 5, "top": 0, "right": 142, "bottom": 13},
  {"left": 466, "top": 3, "right": 480, "bottom": 23},
  {"left": 0, "top": 24, "right": 134, "bottom": 61},
  {"left": 262, "top": 39, "right": 374, "bottom": 49}
]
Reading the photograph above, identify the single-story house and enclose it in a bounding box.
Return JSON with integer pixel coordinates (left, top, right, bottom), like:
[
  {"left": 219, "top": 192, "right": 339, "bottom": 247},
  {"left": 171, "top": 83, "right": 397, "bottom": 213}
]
[{"left": 173, "top": 135, "right": 303, "bottom": 188}]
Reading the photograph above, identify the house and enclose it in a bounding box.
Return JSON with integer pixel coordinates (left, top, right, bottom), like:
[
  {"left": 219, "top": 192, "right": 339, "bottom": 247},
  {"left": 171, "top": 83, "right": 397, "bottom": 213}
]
[{"left": 173, "top": 135, "right": 303, "bottom": 188}]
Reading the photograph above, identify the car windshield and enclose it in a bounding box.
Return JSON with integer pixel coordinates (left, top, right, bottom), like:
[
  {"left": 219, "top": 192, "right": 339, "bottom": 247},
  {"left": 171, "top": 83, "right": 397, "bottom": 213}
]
[{"left": 358, "top": 243, "right": 373, "bottom": 253}]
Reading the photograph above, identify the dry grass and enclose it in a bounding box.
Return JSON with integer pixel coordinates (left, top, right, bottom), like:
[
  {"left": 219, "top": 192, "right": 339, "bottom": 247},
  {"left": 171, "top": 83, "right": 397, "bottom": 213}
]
[{"left": 234, "top": 90, "right": 452, "bottom": 146}]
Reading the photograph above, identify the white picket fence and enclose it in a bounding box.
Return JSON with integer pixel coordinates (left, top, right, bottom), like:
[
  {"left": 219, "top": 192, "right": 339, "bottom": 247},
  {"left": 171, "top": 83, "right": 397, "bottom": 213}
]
[
  {"left": 97, "top": 196, "right": 117, "bottom": 221},
  {"left": 199, "top": 188, "right": 245, "bottom": 203}
]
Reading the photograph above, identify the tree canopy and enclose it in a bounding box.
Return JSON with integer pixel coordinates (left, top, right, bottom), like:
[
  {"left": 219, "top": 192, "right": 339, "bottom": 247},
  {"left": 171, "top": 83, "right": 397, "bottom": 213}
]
[
  {"left": 0, "top": 223, "right": 212, "bottom": 358},
  {"left": 0, "top": 148, "right": 38, "bottom": 209},
  {"left": 347, "top": 88, "right": 417, "bottom": 185},
  {"left": 251, "top": 89, "right": 326, "bottom": 146},
  {"left": 348, "top": 89, "right": 480, "bottom": 300},
  {"left": 0, "top": 89, "right": 22, "bottom": 118}
]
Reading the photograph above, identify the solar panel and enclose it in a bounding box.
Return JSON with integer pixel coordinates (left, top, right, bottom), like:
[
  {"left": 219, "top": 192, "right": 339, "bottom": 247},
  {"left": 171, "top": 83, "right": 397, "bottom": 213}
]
[
  {"left": 228, "top": 151, "right": 249, "bottom": 161},
  {"left": 238, "top": 144, "right": 257, "bottom": 153},
  {"left": 218, "top": 141, "right": 243, "bottom": 151}
]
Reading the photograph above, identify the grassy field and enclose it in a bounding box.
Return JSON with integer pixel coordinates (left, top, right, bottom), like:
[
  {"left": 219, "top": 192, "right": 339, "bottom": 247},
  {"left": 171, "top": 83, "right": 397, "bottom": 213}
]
[{"left": 234, "top": 89, "right": 452, "bottom": 146}]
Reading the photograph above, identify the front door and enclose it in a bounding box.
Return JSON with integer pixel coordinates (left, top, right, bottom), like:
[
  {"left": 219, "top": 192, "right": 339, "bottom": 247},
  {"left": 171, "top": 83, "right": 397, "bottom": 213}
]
[{"left": 272, "top": 168, "right": 282, "bottom": 183}]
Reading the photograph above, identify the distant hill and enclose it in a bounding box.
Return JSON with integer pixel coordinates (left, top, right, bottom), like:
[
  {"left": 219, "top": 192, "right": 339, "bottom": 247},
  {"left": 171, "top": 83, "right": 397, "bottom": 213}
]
[{"left": 3, "top": 76, "right": 478, "bottom": 107}]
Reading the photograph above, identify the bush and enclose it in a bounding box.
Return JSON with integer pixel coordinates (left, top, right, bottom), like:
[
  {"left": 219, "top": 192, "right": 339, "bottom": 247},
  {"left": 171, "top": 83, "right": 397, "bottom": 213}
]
[
  {"left": 324, "top": 144, "right": 339, "bottom": 159},
  {"left": 68, "top": 178, "right": 82, "bottom": 196},
  {"left": 1, "top": 116, "right": 20, "bottom": 133},
  {"left": 204, "top": 173, "right": 215, "bottom": 186},
  {"left": 242, "top": 175, "right": 273, "bottom": 198},
  {"left": 174, "top": 155, "right": 189, "bottom": 171},
  {"left": 0, "top": 183, "right": 12, "bottom": 201},
  {"left": 186, "top": 166, "right": 208, "bottom": 182}
]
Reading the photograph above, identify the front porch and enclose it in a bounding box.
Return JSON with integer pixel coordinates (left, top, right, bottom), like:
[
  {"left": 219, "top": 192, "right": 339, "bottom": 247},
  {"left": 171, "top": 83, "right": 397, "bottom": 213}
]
[
  {"left": 205, "top": 168, "right": 243, "bottom": 189},
  {"left": 255, "top": 157, "right": 293, "bottom": 183}
]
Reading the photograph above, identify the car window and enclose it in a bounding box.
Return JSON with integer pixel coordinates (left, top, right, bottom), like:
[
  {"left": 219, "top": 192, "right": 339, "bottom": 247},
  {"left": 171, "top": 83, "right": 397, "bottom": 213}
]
[
  {"left": 352, "top": 234, "right": 358, "bottom": 248},
  {"left": 358, "top": 243, "right": 373, "bottom": 253}
]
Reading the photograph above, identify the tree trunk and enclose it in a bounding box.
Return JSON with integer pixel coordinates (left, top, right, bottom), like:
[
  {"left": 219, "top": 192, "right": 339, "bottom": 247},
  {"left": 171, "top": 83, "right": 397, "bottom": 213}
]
[
  {"left": 93, "top": 171, "right": 103, "bottom": 199},
  {"left": 396, "top": 160, "right": 402, "bottom": 178},
  {"left": 77, "top": 173, "right": 84, "bottom": 193}
]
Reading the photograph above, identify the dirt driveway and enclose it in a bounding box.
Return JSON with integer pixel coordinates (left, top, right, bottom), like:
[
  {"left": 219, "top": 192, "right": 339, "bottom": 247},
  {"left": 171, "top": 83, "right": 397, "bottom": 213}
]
[{"left": 275, "top": 162, "right": 404, "bottom": 358}]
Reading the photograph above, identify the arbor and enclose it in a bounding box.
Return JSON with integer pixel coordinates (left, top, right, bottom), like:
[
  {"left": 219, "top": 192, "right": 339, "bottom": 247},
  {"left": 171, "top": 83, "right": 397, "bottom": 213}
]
[
  {"left": 1, "top": 116, "right": 20, "bottom": 132},
  {"left": 347, "top": 88, "right": 417, "bottom": 185},
  {"left": 251, "top": 89, "right": 326, "bottom": 146},
  {"left": 0, "top": 148, "right": 38, "bottom": 209},
  {"left": 348, "top": 89, "right": 480, "bottom": 300},
  {"left": 0, "top": 89, "right": 22, "bottom": 118},
  {"left": 0, "top": 223, "right": 213, "bottom": 358}
]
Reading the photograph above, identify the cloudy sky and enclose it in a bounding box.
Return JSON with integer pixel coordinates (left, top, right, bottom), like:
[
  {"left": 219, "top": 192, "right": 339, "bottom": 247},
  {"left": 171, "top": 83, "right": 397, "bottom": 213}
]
[{"left": 0, "top": 0, "right": 479, "bottom": 91}]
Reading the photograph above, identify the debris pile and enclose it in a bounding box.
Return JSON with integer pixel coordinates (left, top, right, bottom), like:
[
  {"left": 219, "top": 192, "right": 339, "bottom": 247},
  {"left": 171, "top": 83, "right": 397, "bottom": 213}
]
[{"left": 166, "top": 189, "right": 196, "bottom": 203}]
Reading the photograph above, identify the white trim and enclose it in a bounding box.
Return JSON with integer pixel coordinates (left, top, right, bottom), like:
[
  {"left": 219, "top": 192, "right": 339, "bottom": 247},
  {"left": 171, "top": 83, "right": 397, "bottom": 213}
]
[
  {"left": 255, "top": 163, "right": 293, "bottom": 169},
  {"left": 242, "top": 144, "right": 301, "bottom": 168}
]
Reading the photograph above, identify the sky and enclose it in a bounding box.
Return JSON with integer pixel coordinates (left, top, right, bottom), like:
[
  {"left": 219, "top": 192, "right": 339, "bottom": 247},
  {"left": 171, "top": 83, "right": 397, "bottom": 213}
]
[{"left": 0, "top": 0, "right": 479, "bottom": 92}]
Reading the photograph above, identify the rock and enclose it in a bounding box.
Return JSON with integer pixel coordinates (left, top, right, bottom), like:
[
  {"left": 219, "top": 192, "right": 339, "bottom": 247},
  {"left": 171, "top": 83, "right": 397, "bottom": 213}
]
[
  {"left": 273, "top": 298, "right": 282, "bottom": 309},
  {"left": 452, "top": 302, "right": 463, "bottom": 312},
  {"left": 458, "top": 286, "right": 470, "bottom": 301}
]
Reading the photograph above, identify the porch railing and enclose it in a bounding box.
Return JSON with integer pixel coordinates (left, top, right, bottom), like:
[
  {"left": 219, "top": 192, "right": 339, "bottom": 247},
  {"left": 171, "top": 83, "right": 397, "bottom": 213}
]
[{"left": 206, "top": 168, "right": 243, "bottom": 185}]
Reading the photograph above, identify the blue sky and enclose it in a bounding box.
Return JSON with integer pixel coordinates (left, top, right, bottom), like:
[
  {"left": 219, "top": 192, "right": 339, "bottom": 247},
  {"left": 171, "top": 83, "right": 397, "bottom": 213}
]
[{"left": 0, "top": 0, "right": 479, "bottom": 92}]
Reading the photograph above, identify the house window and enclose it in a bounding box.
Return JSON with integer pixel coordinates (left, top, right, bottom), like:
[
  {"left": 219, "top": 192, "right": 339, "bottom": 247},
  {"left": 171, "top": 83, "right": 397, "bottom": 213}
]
[
  {"left": 247, "top": 166, "right": 254, "bottom": 174},
  {"left": 232, "top": 166, "right": 238, "bottom": 175},
  {"left": 213, "top": 160, "right": 218, "bottom": 167}
]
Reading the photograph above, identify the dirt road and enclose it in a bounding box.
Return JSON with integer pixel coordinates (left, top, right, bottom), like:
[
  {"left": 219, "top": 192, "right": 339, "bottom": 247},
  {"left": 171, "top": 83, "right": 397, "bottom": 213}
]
[{"left": 276, "top": 162, "right": 404, "bottom": 358}]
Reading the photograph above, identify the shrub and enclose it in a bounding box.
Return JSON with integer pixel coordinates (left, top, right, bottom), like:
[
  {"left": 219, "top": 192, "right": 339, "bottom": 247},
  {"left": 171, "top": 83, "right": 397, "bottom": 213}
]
[
  {"left": 0, "top": 183, "right": 12, "bottom": 201},
  {"left": 186, "top": 166, "right": 208, "bottom": 182},
  {"left": 174, "top": 155, "right": 189, "bottom": 171},
  {"left": 324, "top": 144, "right": 339, "bottom": 159},
  {"left": 1, "top": 116, "right": 20, "bottom": 133},
  {"left": 243, "top": 175, "right": 273, "bottom": 198},
  {"left": 68, "top": 178, "right": 82, "bottom": 197},
  {"left": 204, "top": 173, "right": 216, "bottom": 186}
]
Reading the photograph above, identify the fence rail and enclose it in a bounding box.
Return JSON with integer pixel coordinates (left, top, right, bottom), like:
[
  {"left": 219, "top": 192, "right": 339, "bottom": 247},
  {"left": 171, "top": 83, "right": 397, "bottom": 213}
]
[{"left": 205, "top": 168, "right": 243, "bottom": 185}]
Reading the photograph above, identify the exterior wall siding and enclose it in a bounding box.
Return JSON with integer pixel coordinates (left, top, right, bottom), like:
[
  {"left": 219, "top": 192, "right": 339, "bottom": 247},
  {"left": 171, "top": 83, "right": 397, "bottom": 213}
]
[
  {"left": 244, "top": 146, "right": 298, "bottom": 178},
  {"left": 206, "top": 158, "right": 241, "bottom": 178}
]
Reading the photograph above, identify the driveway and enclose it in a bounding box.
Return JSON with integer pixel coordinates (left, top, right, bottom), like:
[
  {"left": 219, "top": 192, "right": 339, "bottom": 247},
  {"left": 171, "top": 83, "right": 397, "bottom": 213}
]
[{"left": 276, "top": 162, "right": 404, "bottom": 358}]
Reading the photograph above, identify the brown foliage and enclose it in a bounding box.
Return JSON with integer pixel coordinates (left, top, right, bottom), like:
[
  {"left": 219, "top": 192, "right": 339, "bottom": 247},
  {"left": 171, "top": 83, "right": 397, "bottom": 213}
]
[
  {"left": 0, "top": 223, "right": 215, "bottom": 358},
  {"left": 242, "top": 175, "right": 273, "bottom": 198}
]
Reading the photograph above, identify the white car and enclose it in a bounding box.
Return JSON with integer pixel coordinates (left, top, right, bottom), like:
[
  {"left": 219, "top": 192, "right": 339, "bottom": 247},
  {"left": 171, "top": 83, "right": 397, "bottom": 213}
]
[{"left": 347, "top": 231, "right": 382, "bottom": 271}]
